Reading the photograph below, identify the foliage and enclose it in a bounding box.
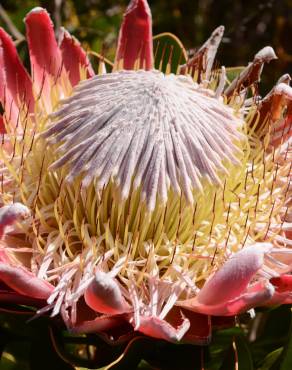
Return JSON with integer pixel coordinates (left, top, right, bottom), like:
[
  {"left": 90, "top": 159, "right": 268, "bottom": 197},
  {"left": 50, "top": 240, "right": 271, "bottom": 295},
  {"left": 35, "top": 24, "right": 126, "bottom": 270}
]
[
  {"left": 1, "top": 305, "right": 292, "bottom": 369},
  {"left": 1, "top": 0, "right": 291, "bottom": 91}
]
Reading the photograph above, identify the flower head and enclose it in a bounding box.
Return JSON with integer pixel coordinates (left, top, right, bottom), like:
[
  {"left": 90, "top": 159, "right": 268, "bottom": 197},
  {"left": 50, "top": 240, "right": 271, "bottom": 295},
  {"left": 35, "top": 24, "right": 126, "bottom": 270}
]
[
  {"left": 45, "top": 69, "right": 242, "bottom": 209},
  {"left": 0, "top": 0, "right": 291, "bottom": 350}
]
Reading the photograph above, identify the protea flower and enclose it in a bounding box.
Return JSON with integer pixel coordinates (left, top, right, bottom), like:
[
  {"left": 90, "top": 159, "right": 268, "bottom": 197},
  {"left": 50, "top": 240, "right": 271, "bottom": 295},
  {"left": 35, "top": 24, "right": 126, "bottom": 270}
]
[{"left": 0, "top": 0, "right": 291, "bottom": 363}]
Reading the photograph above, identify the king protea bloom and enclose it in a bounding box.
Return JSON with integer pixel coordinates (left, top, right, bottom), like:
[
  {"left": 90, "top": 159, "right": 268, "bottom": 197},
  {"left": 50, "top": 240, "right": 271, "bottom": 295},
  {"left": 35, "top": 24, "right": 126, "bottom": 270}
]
[{"left": 0, "top": 0, "right": 291, "bottom": 346}]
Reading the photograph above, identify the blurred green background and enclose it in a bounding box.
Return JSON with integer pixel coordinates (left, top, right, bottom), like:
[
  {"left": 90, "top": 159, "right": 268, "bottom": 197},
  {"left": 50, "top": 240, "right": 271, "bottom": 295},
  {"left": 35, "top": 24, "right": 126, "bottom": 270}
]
[{"left": 1, "top": 0, "right": 292, "bottom": 94}]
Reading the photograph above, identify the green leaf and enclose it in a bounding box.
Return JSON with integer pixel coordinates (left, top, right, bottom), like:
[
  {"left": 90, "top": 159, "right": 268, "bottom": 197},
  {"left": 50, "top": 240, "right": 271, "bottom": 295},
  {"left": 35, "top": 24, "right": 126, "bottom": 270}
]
[
  {"left": 225, "top": 67, "right": 245, "bottom": 84},
  {"left": 0, "top": 309, "right": 33, "bottom": 370},
  {"left": 279, "top": 309, "right": 292, "bottom": 370},
  {"left": 137, "top": 360, "right": 155, "bottom": 369},
  {"left": 146, "top": 341, "right": 203, "bottom": 370},
  {"left": 236, "top": 335, "right": 254, "bottom": 370},
  {"left": 207, "top": 327, "right": 244, "bottom": 370},
  {"left": 258, "top": 348, "right": 283, "bottom": 370},
  {"left": 104, "top": 337, "right": 152, "bottom": 370},
  {"left": 105, "top": 337, "right": 205, "bottom": 370},
  {"left": 153, "top": 33, "right": 187, "bottom": 74},
  {"left": 217, "top": 335, "right": 253, "bottom": 370},
  {"left": 0, "top": 347, "right": 31, "bottom": 370},
  {"left": 0, "top": 328, "right": 9, "bottom": 359},
  {"left": 88, "top": 51, "right": 113, "bottom": 73},
  {"left": 28, "top": 320, "right": 75, "bottom": 370},
  {"left": 0, "top": 353, "right": 17, "bottom": 370},
  {"left": 251, "top": 306, "right": 291, "bottom": 368}
]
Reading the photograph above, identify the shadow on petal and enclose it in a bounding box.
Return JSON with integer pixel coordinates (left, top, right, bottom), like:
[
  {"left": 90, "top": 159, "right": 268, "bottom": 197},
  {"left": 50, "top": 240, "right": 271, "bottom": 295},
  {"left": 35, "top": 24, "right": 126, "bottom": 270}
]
[
  {"left": 166, "top": 306, "right": 211, "bottom": 345},
  {"left": 59, "top": 27, "right": 94, "bottom": 86},
  {"left": 0, "top": 263, "right": 54, "bottom": 299},
  {"left": 134, "top": 312, "right": 190, "bottom": 342}
]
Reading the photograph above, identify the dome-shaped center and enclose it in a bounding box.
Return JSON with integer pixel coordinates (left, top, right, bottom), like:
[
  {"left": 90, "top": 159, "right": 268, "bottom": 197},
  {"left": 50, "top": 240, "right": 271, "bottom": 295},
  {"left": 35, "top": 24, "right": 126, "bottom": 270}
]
[{"left": 44, "top": 70, "right": 243, "bottom": 211}]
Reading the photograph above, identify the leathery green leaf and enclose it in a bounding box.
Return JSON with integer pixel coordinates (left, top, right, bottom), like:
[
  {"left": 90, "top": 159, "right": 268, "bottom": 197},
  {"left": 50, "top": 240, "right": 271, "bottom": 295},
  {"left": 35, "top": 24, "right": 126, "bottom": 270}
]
[{"left": 225, "top": 66, "right": 245, "bottom": 84}]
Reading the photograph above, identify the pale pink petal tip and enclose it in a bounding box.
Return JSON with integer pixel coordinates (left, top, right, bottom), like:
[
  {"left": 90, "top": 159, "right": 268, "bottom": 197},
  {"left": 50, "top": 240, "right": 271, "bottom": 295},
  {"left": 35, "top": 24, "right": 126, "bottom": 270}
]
[
  {"left": 59, "top": 27, "right": 94, "bottom": 86},
  {"left": 84, "top": 271, "right": 130, "bottom": 315},
  {"left": 177, "top": 244, "right": 276, "bottom": 316},
  {"left": 25, "top": 7, "right": 62, "bottom": 91},
  {"left": 197, "top": 244, "right": 272, "bottom": 305},
  {"left": 115, "top": 0, "right": 153, "bottom": 70},
  {"left": 225, "top": 46, "right": 277, "bottom": 97},
  {"left": 274, "top": 83, "right": 292, "bottom": 99},
  {"left": 179, "top": 25, "right": 225, "bottom": 80},
  {"left": 25, "top": 6, "right": 47, "bottom": 16},
  {"left": 254, "top": 46, "right": 277, "bottom": 62},
  {"left": 0, "top": 203, "right": 30, "bottom": 238}
]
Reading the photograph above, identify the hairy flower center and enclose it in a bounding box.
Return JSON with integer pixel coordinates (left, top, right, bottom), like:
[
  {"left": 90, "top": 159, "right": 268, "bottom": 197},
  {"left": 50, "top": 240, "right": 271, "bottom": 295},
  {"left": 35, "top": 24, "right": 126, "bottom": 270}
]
[{"left": 44, "top": 70, "right": 243, "bottom": 210}]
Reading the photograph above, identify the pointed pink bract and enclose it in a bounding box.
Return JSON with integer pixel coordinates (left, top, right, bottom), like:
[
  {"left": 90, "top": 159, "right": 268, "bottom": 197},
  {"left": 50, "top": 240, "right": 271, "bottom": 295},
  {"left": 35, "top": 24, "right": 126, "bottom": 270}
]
[
  {"left": 0, "top": 203, "right": 53, "bottom": 300},
  {"left": 0, "top": 28, "right": 33, "bottom": 125},
  {"left": 197, "top": 244, "right": 271, "bottom": 305},
  {"left": 178, "top": 281, "right": 275, "bottom": 316},
  {"left": 115, "top": 0, "right": 153, "bottom": 70},
  {"left": 0, "top": 283, "right": 50, "bottom": 306},
  {"left": 0, "top": 263, "right": 54, "bottom": 299},
  {"left": 0, "top": 115, "right": 4, "bottom": 133},
  {"left": 176, "top": 244, "right": 281, "bottom": 316},
  {"left": 59, "top": 28, "right": 94, "bottom": 86},
  {"left": 25, "top": 8, "right": 62, "bottom": 93}
]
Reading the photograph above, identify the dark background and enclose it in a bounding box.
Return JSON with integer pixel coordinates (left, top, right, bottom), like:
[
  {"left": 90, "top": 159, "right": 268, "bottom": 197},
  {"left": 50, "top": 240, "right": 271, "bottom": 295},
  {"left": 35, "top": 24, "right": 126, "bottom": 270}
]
[{"left": 1, "top": 0, "right": 292, "bottom": 94}]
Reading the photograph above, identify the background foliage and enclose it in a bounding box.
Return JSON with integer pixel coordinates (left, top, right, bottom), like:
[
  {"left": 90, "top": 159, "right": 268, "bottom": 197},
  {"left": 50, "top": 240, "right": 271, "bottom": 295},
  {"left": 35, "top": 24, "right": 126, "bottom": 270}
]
[
  {"left": 0, "top": 0, "right": 292, "bottom": 369},
  {"left": 1, "top": 0, "right": 292, "bottom": 92}
]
